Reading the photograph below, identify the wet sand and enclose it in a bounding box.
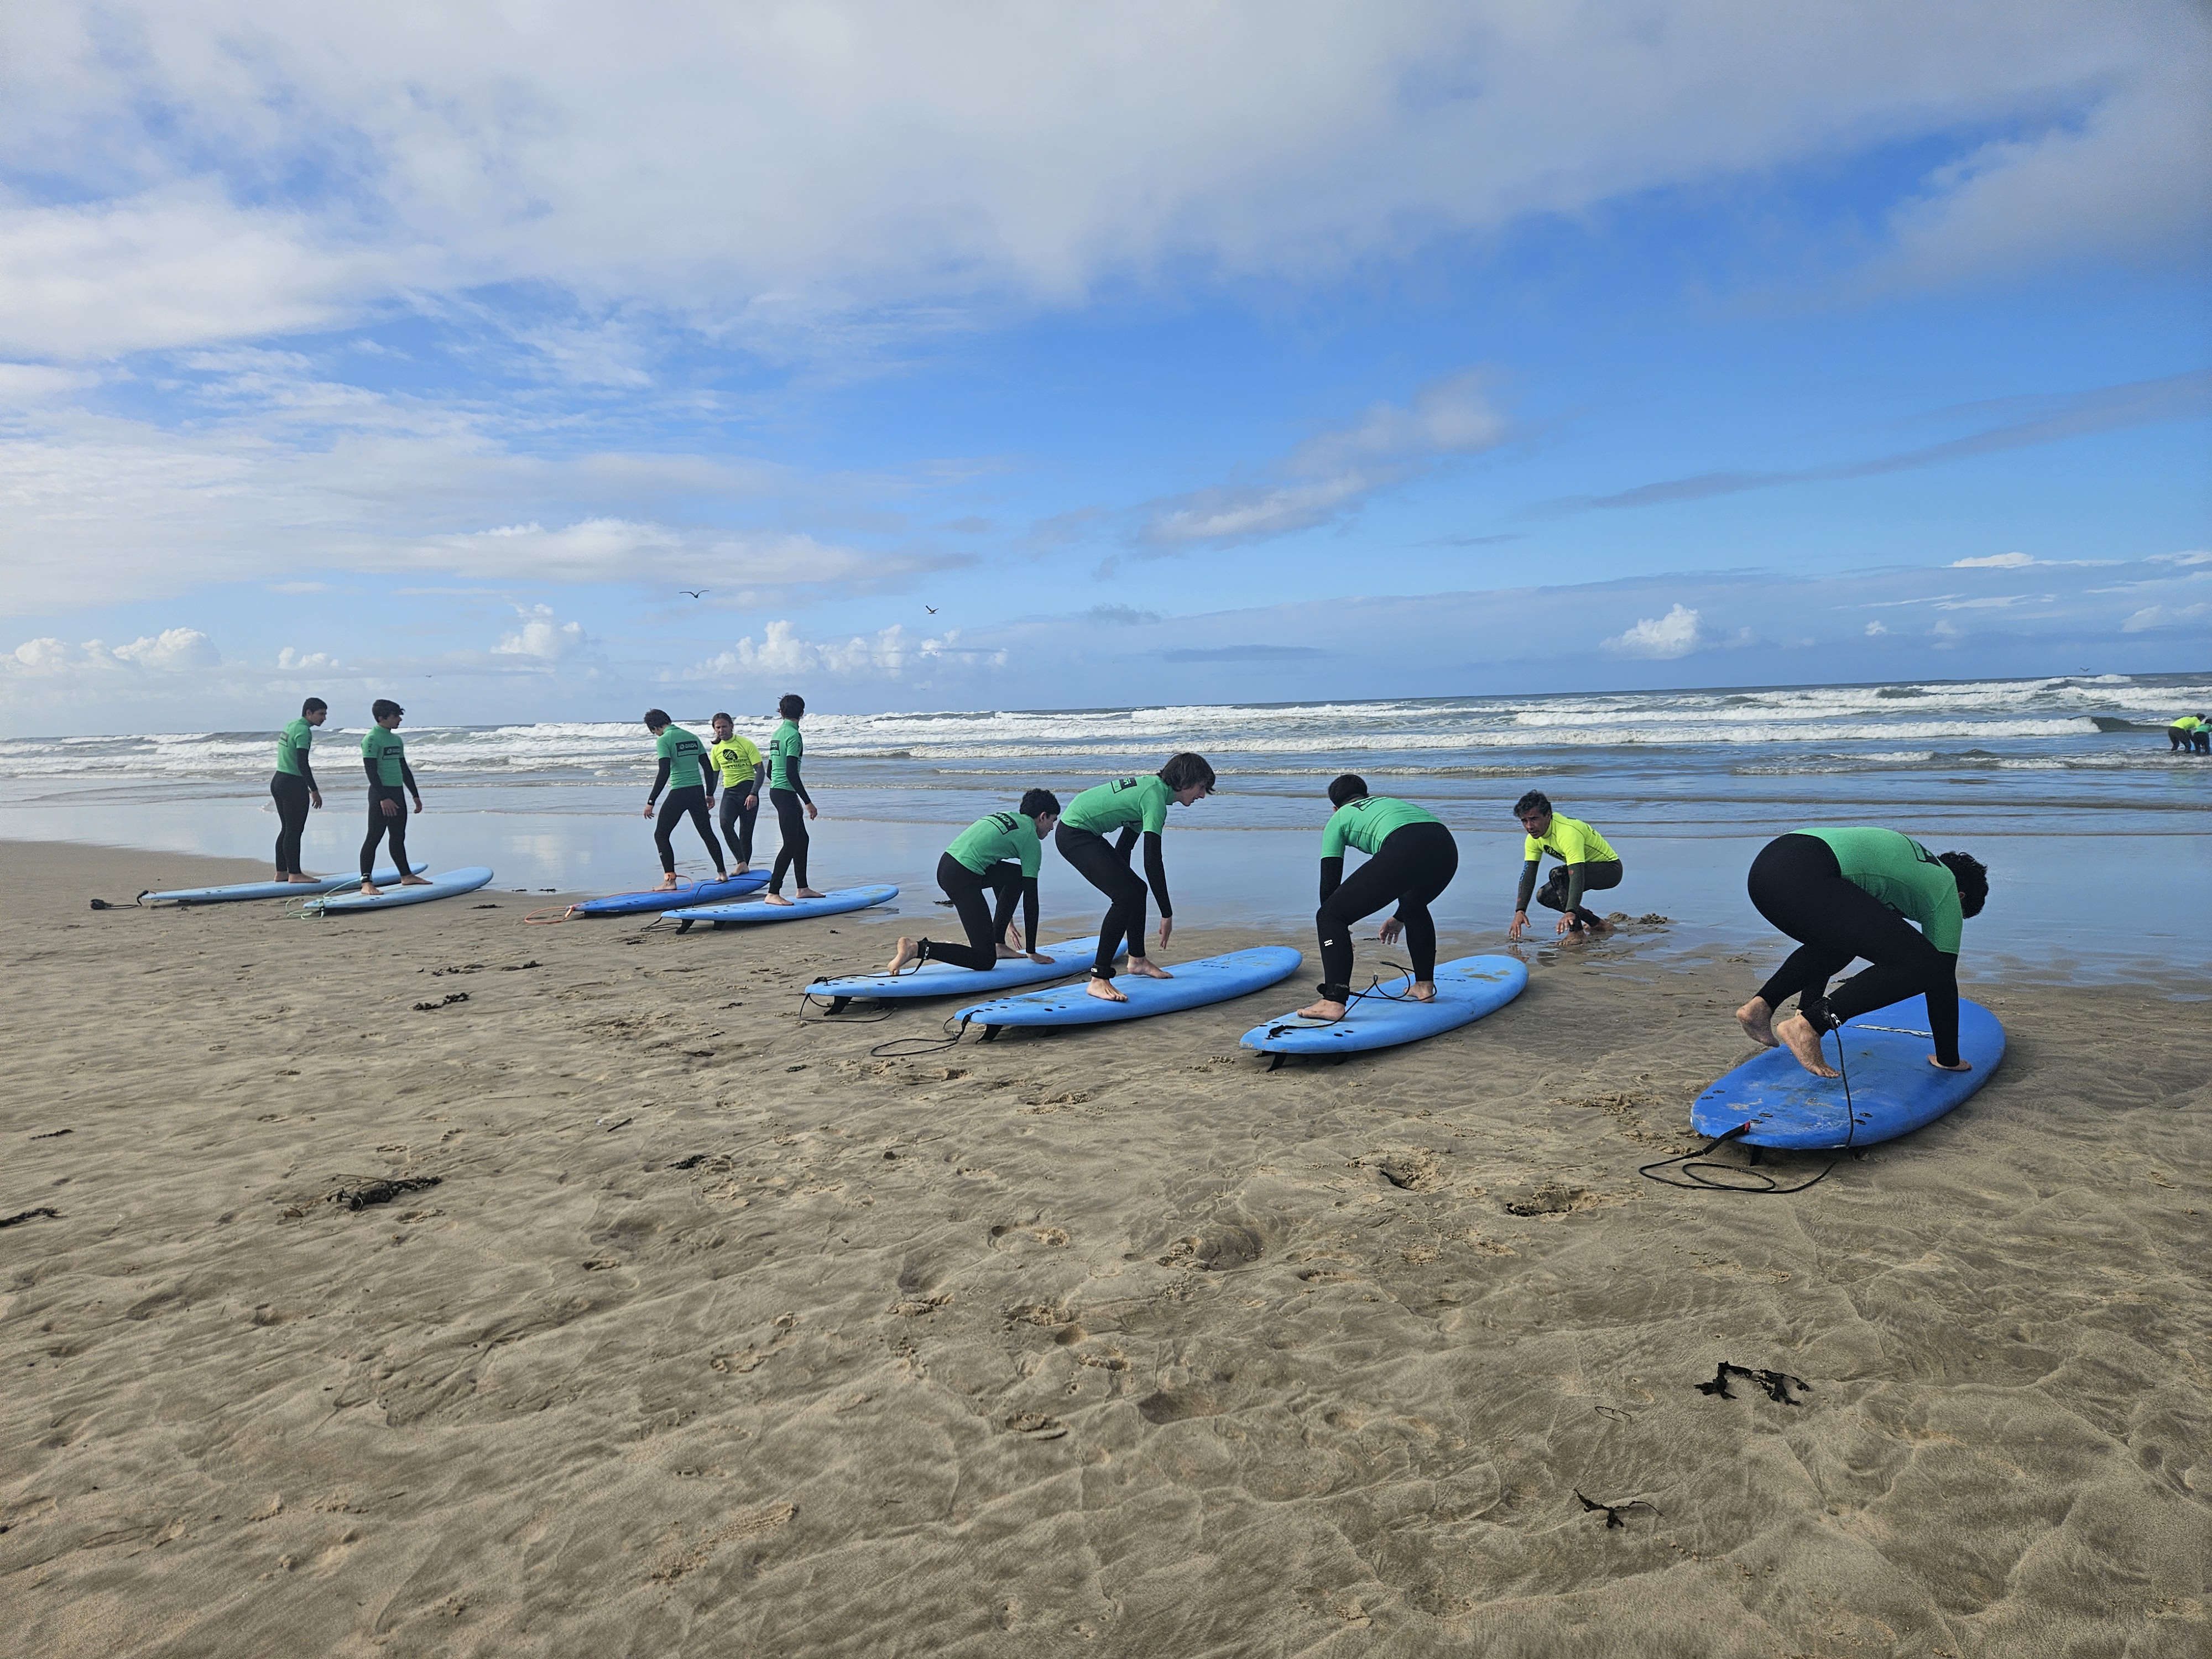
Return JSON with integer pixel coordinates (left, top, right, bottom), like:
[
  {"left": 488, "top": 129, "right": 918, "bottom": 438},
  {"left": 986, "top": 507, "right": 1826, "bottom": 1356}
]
[{"left": 2, "top": 839, "right": 2205, "bottom": 1657}]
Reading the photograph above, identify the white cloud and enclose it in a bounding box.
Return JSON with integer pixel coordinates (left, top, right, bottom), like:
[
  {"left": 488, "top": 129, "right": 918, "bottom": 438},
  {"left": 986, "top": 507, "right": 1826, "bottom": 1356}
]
[
  {"left": 1932, "top": 593, "right": 2057, "bottom": 611},
  {"left": 276, "top": 646, "right": 337, "bottom": 670},
  {"left": 684, "top": 620, "right": 1006, "bottom": 681},
  {"left": 1602, "top": 603, "right": 1740, "bottom": 660},
  {"left": 1951, "top": 551, "right": 2037, "bottom": 568},
  {"left": 1865, "top": 620, "right": 1888, "bottom": 636},
  {"left": 492, "top": 604, "right": 593, "bottom": 661},
  {"left": 7, "top": 627, "right": 217, "bottom": 677},
  {"left": 2121, "top": 602, "right": 2211, "bottom": 633}
]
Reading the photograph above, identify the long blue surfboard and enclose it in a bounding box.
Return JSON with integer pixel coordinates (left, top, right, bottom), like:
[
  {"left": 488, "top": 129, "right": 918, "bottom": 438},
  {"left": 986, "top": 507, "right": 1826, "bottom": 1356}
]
[
  {"left": 1240, "top": 953, "right": 1528, "bottom": 1056},
  {"left": 303, "top": 867, "right": 496, "bottom": 915},
  {"left": 670, "top": 884, "right": 899, "bottom": 929},
  {"left": 1691, "top": 995, "right": 2005, "bottom": 1150},
  {"left": 957, "top": 946, "right": 1303, "bottom": 1034},
  {"left": 570, "top": 871, "right": 770, "bottom": 916},
  {"left": 806, "top": 937, "right": 1115, "bottom": 1007},
  {"left": 142, "top": 863, "right": 427, "bottom": 905}
]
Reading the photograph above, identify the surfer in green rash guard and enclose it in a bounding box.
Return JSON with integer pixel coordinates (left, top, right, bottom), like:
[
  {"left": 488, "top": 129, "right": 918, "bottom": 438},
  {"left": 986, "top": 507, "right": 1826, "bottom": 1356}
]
[
  {"left": 885, "top": 790, "right": 1062, "bottom": 974},
  {"left": 1054, "top": 752, "right": 1215, "bottom": 1003},
  {"left": 641, "top": 710, "right": 728, "bottom": 890},
  {"left": 763, "top": 693, "right": 825, "bottom": 905},
  {"left": 1506, "top": 791, "right": 1623, "bottom": 941},
  {"left": 1298, "top": 775, "right": 1460, "bottom": 1022},
  {"left": 272, "top": 697, "right": 326, "bottom": 882},
  {"left": 358, "top": 701, "right": 432, "bottom": 896}
]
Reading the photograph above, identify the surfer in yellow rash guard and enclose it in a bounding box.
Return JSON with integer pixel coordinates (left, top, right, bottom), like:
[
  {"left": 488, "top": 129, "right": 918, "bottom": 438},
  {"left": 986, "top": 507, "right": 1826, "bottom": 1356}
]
[
  {"left": 1506, "top": 791, "right": 1622, "bottom": 941},
  {"left": 2169, "top": 713, "right": 2208, "bottom": 754}
]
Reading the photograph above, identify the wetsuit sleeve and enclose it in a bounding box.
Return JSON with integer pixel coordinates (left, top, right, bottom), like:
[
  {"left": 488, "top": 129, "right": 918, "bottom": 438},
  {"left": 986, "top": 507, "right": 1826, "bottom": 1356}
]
[
  {"left": 297, "top": 750, "right": 317, "bottom": 792},
  {"left": 649, "top": 755, "right": 671, "bottom": 803},
  {"left": 1319, "top": 855, "right": 1344, "bottom": 905},
  {"left": 1141, "top": 830, "right": 1171, "bottom": 918},
  {"left": 401, "top": 759, "right": 419, "bottom": 796},
  {"left": 1113, "top": 824, "right": 1139, "bottom": 860},
  {"left": 784, "top": 754, "right": 811, "bottom": 806},
  {"left": 1023, "top": 874, "right": 1040, "bottom": 947},
  {"left": 753, "top": 760, "right": 767, "bottom": 794},
  {"left": 1563, "top": 863, "right": 1586, "bottom": 915},
  {"left": 363, "top": 756, "right": 380, "bottom": 786},
  {"left": 1928, "top": 954, "right": 1961, "bottom": 1068},
  {"left": 1515, "top": 859, "right": 1539, "bottom": 911}
]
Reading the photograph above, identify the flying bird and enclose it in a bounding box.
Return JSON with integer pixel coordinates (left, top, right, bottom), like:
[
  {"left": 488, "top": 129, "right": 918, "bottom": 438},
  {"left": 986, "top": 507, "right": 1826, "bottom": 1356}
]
[
  {"left": 925, "top": 605, "right": 938, "bottom": 614},
  {"left": 681, "top": 589, "right": 707, "bottom": 599}
]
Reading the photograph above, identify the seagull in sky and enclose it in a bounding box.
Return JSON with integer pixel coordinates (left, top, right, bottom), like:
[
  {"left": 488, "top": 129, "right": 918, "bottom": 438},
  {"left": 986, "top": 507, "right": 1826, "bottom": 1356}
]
[
  {"left": 925, "top": 604, "right": 938, "bottom": 614},
  {"left": 681, "top": 589, "right": 707, "bottom": 599}
]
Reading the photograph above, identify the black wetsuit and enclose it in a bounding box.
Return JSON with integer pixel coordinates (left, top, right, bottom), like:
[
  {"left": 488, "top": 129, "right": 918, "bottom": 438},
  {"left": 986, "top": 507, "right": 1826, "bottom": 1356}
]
[
  {"left": 1747, "top": 832, "right": 1962, "bottom": 1067},
  {"left": 1517, "top": 857, "right": 1624, "bottom": 932},
  {"left": 271, "top": 755, "right": 317, "bottom": 877},
  {"left": 1317, "top": 821, "right": 1458, "bottom": 999},
  {"left": 769, "top": 755, "right": 812, "bottom": 893},
  {"left": 917, "top": 854, "right": 1036, "bottom": 972},
  {"left": 1055, "top": 823, "right": 1169, "bottom": 978},
  {"left": 707, "top": 762, "right": 764, "bottom": 864},
  {"left": 360, "top": 756, "right": 418, "bottom": 880},
  {"left": 649, "top": 754, "right": 726, "bottom": 877}
]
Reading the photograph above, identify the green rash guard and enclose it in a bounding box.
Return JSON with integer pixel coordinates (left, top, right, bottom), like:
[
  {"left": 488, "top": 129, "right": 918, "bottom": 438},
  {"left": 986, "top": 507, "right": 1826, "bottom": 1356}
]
[
  {"left": 1322, "top": 795, "right": 1439, "bottom": 859},
  {"left": 1060, "top": 774, "right": 1172, "bottom": 836},
  {"left": 362, "top": 727, "right": 409, "bottom": 788},
  {"left": 768, "top": 721, "right": 804, "bottom": 791},
  {"left": 1801, "top": 827, "right": 1963, "bottom": 953},
  {"left": 947, "top": 812, "right": 1043, "bottom": 878},
  {"left": 275, "top": 717, "right": 314, "bottom": 779},
  {"left": 654, "top": 725, "right": 710, "bottom": 795}
]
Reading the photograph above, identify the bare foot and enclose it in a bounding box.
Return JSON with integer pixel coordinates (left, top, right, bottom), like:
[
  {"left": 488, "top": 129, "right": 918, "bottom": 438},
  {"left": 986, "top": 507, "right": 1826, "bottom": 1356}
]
[
  {"left": 1125, "top": 957, "right": 1173, "bottom": 980},
  {"left": 1736, "top": 997, "right": 1777, "bottom": 1048},
  {"left": 1407, "top": 981, "right": 1436, "bottom": 1003},
  {"left": 733, "top": 863, "right": 752, "bottom": 874},
  {"left": 399, "top": 874, "right": 434, "bottom": 886},
  {"left": 285, "top": 873, "right": 319, "bottom": 884},
  {"left": 995, "top": 943, "right": 1022, "bottom": 958},
  {"left": 655, "top": 874, "right": 680, "bottom": 891},
  {"left": 763, "top": 893, "right": 793, "bottom": 906},
  {"left": 1297, "top": 999, "right": 1348, "bottom": 1021},
  {"left": 796, "top": 887, "right": 826, "bottom": 900},
  {"left": 886, "top": 937, "right": 921, "bottom": 974},
  {"left": 1773, "top": 1013, "right": 1839, "bottom": 1078},
  {"left": 359, "top": 882, "right": 383, "bottom": 896},
  {"left": 1086, "top": 977, "right": 1129, "bottom": 1003}
]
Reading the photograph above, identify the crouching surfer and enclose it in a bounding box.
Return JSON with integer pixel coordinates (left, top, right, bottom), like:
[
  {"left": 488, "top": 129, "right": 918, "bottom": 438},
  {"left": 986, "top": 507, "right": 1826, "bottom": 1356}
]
[
  {"left": 1054, "top": 753, "right": 1215, "bottom": 1003},
  {"left": 886, "top": 791, "right": 1062, "bottom": 973},
  {"left": 359, "top": 700, "right": 432, "bottom": 896},
  {"left": 1300, "top": 775, "right": 1459, "bottom": 1021},
  {"left": 1507, "top": 791, "right": 1622, "bottom": 941},
  {"left": 1735, "top": 827, "right": 1989, "bottom": 1078}
]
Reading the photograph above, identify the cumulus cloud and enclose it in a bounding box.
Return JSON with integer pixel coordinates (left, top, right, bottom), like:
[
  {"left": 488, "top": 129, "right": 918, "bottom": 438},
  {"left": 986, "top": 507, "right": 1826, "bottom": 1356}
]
[
  {"left": 684, "top": 620, "right": 1006, "bottom": 681},
  {"left": 2121, "top": 602, "right": 2211, "bottom": 633},
  {"left": 1601, "top": 604, "right": 1749, "bottom": 660},
  {"left": 276, "top": 646, "right": 337, "bottom": 670},
  {"left": 7, "top": 627, "right": 218, "bottom": 677},
  {"left": 492, "top": 604, "right": 593, "bottom": 661}
]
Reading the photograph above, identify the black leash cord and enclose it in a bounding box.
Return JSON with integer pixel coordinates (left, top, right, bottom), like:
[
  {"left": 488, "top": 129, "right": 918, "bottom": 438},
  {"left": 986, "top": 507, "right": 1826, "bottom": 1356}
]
[
  {"left": 869, "top": 1013, "right": 973, "bottom": 1059},
  {"left": 1639, "top": 1017, "right": 1861, "bottom": 1196}
]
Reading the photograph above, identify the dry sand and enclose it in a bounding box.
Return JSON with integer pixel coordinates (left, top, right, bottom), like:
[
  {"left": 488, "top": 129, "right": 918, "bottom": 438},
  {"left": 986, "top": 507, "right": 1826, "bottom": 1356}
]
[{"left": 2, "top": 838, "right": 2205, "bottom": 1658}]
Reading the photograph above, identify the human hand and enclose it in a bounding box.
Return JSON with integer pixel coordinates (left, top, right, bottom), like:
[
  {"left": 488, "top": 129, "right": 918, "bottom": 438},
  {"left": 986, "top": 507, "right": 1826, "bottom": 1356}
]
[
  {"left": 381, "top": 797, "right": 399, "bottom": 818},
  {"left": 641, "top": 804, "right": 654, "bottom": 818},
  {"left": 805, "top": 802, "right": 820, "bottom": 821},
  {"left": 1156, "top": 916, "right": 1174, "bottom": 950},
  {"left": 744, "top": 794, "right": 757, "bottom": 810},
  {"left": 309, "top": 791, "right": 322, "bottom": 809},
  {"left": 1507, "top": 911, "right": 1527, "bottom": 941},
  {"left": 1378, "top": 916, "right": 1404, "bottom": 944}
]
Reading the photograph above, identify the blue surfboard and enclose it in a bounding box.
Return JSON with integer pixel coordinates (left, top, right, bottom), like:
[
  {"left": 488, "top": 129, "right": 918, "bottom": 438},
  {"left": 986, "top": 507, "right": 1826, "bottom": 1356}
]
[
  {"left": 303, "top": 868, "right": 496, "bottom": 915},
  {"left": 1691, "top": 995, "right": 2005, "bottom": 1150},
  {"left": 806, "top": 937, "right": 1115, "bottom": 1006},
  {"left": 1240, "top": 953, "right": 1528, "bottom": 1056},
  {"left": 957, "top": 946, "right": 1303, "bottom": 1033},
  {"left": 670, "top": 884, "right": 899, "bottom": 928},
  {"left": 569, "top": 872, "right": 770, "bottom": 916},
  {"left": 142, "top": 863, "right": 427, "bottom": 905}
]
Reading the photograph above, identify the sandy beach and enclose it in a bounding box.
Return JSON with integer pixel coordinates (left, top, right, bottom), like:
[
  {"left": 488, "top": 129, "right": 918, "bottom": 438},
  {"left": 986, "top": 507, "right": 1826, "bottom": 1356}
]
[{"left": 2, "top": 837, "right": 2205, "bottom": 1658}]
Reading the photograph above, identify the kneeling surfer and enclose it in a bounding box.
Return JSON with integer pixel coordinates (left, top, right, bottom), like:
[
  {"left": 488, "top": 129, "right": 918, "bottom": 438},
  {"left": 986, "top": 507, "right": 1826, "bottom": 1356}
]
[
  {"left": 1735, "top": 826, "right": 1988, "bottom": 1079},
  {"left": 359, "top": 700, "right": 432, "bottom": 896},
  {"left": 1055, "top": 753, "right": 1215, "bottom": 1003},
  {"left": 641, "top": 709, "right": 729, "bottom": 890},
  {"left": 1300, "top": 775, "right": 1459, "bottom": 1021},
  {"left": 886, "top": 791, "right": 1062, "bottom": 974},
  {"left": 1507, "top": 791, "right": 1622, "bottom": 940}
]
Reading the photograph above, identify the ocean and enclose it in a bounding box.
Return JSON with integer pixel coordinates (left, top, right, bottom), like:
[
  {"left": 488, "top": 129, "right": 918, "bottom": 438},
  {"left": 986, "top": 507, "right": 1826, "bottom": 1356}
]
[{"left": 5, "top": 672, "right": 2208, "bottom": 986}]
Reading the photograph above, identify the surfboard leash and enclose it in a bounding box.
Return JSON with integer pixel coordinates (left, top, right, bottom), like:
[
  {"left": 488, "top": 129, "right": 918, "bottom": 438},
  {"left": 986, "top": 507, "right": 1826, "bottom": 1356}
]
[
  {"left": 868, "top": 1013, "right": 974, "bottom": 1058},
  {"left": 1641, "top": 1016, "right": 1856, "bottom": 1194}
]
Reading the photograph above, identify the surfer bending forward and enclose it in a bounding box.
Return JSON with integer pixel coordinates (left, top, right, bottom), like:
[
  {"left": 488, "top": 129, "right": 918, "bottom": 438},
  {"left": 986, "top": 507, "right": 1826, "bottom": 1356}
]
[
  {"left": 1735, "top": 827, "right": 1989, "bottom": 1078},
  {"left": 705, "top": 712, "right": 766, "bottom": 871},
  {"left": 1299, "top": 775, "right": 1459, "bottom": 1022},
  {"left": 886, "top": 791, "right": 1062, "bottom": 974},
  {"left": 272, "top": 697, "right": 326, "bottom": 882},
  {"left": 359, "top": 700, "right": 432, "bottom": 896},
  {"left": 764, "top": 693, "right": 824, "bottom": 905},
  {"left": 2168, "top": 713, "right": 2209, "bottom": 754},
  {"left": 1507, "top": 791, "right": 1623, "bottom": 940},
  {"left": 641, "top": 710, "right": 728, "bottom": 891},
  {"left": 1055, "top": 753, "right": 1216, "bottom": 1003}
]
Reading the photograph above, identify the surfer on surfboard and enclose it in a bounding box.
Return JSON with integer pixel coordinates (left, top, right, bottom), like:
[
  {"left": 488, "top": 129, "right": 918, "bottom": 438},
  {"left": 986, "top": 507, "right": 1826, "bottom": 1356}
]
[
  {"left": 358, "top": 700, "right": 434, "bottom": 896},
  {"left": 1055, "top": 753, "right": 1215, "bottom": 1003},
  {"left": 1734, "top": 827, "right": 1989, "bottom": 1079},
  {"left": 885, "top": 790, "right": 1062, "bottom": 974},
  {"left": 1506, "top": 791, "right": 1623, "bottom": 941},
  {"left": 640, "top": 710, "right": 730, "bottom": 891},
  {"left": 272, "top": 697, "right": 326, "bottom": 883},
  {"left": 1297, "top": 775, "right": 1459, "bottom": 1022},
  {"left": 763, "top": 693, "right": 826, "bottom": 905}
]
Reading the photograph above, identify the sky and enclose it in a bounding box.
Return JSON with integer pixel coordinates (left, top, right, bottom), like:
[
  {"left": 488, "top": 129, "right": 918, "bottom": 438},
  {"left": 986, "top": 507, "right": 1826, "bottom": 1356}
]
[{"left": 2, "top": 1, "right": 2208, "bottom": 735}]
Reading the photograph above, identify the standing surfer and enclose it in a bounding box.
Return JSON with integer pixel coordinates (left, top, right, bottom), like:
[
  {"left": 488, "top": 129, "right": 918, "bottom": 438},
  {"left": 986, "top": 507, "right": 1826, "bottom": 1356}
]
[
  {"left": 1298, "top": 775, "right": 1459, "bottom": 1021},
  {"left": 1506, "top": 791, "right": 1623, "bottom": 941},
  {"left": 359, "top": 700, "right": 432, "bottom": 896},
  {"left": 1054, "top": 753, "right": 1215, "bottom": 1003},
  {"left": 272, "top": 697, "right": 326, "bottom": 883},
  {"left": 763, "top": 693, "right": 824, "bottom": 905},
  {"left": 704, "top": 711, "right": 766, "bottom": 872},
  {"left": 641, "top": 710, "right": 729, "bottom": 891},
  {"left": 885, "top": 791, "right": 1062, "bottom": 973},
  {"left": 1734, "top": 827, "right": 1989, "bottom": 1078}
]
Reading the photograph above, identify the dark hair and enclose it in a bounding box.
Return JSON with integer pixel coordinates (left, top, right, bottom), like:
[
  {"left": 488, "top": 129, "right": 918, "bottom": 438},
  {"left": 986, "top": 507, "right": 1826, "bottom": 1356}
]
[
  {"left": 778, "top": 693, "right": 805, "bottom": 719},
  {"left": 1512, "top": 790, "right": 1552, "bottom": 818},
  {"left": 711, "top": 711, "right": 733, "bottom": 725},
  {"left": 1939, "top": 851, "right": 1989, "bottom": 919},
  {"left": 1159, "top": 752, "right": 1215, "bottom": 794},
  {"left": 642, "top": 707, "right": 671, "bottom": 729},
  {"left": 1019, "top": 788, "right": 1061, "bottom": 818},
  {"left": 301, "top": 697, "right": 326, "bottom": 715},
  {"left": 1328, "top": 773, "right": 1368, "bottom": 807},
  {"left": 371, "top": 698, "right": 404, "bottom": 721}
]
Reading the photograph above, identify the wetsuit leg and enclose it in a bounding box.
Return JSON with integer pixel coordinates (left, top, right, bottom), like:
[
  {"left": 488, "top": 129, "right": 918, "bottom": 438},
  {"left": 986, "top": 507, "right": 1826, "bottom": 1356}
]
[
  {"left": 769, "top": 787, "right": 809, "bottom": 891},
  {"left": 2171, "top": 727, "right": 2189, "bottom": 752},
  {"left": 270, "top": 772, "right": 310, "bottom": 874},
  {"left": 1055, "top": 822, "right": 1147, "bottom": 978},
  {"left": 985, "top": 863, "right": 1025, "bottom": 945},
  {"left": 1316, "top": 821, "right": 1458, "bottom": 995},
  {"left": 684, "top": 787, "right": 724, "bottom": 871},
  {"left": 361, "top": 789, "right": 408, "bottom": 879},
  {"left": 916, "top": 853, "right": 1000, "bottom": 971},
  {"left": 1536, "top": 860, "right": 1621, "bottom": 931},
  {"left": 717, "top": 789, "right": 760, "bottom": 864},
  {"left": 2197, "top": 730, "right": 2210, "bottom": 755}
]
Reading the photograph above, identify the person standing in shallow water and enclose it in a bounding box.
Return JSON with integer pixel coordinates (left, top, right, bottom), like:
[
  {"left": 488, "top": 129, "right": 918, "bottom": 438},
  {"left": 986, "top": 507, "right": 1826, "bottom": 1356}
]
[
  {"left": 1053, "top": 752, "right": 1215, "bottom": 1003},
  {"left": 1298, "top": 774, "right": 1459, "bottom": 1022},
  {"left": 764, "top": 693, "right": 824, "bottom": 905},
  {"left": 271, "top": 696, "right": 326, "bottom": 882},
  {"left": 1507, "top": 790, "right": 1623, "bottom": 941}
]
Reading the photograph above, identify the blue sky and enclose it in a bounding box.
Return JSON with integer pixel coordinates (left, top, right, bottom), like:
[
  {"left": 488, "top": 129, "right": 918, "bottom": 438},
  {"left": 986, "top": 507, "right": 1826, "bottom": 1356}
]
[{"left": 2, "top": 1, "right": 2207, "bottom": 734}]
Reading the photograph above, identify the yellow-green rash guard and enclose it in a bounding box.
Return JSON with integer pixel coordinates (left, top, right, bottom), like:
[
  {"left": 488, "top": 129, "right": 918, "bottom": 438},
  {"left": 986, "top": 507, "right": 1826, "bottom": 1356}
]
[
  {"left": 1061, "top": 774, "right": 1171, "bottom": 836},
  {"left": 275, "top": 717, "right": 314, "bottom": 777},
  {"left": 708, "top": 734, "right": 761, "bottom": 787},
  {"left": 768, "top": 721, "right": 804, "bottom": 790},
  {"left": 1322, "top": 795, "right": 1439, "bottom": 859},
  {"left": 655, "top": 725, "right": 710, "bottom": 790},
  {"left": 2176, "top": 716, "right": 2205, "bottom": 732},
  {"left": 362, "top": 726, "right": 407, "bottom": 787},
  {"left": 1801, "top": 826, "right": 1964, "bottom": 954},
  {"left": 947, "top": 812, "right": 1043, "bottom": 878},
  {"left": 1524, "top": 813, "right": 1616, "bottom": 867}
]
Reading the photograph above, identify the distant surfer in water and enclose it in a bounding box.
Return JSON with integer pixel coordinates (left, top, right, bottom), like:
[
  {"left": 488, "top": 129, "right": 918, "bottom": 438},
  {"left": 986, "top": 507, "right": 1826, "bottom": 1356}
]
[
  {"left": 359, "top": 700, "right": 433, "bottom": 896},
  {"left": 1298, "top": 775, "right": 1459, "bottom": 1022},
  {"left": 2169, "top": 713, "right": 2209, "bottom": 754},
  {"left": 1735, "top": 827, "right": 1988, "bottom": 1078},
  {"left": 763, "top": 693, "right": 825, "bottom": 905},
  {"left": 704, "top": 711, "right": 765, "bottom": 872},
  {"left": 1055, "top": 753, "right": 1215, "bottom": 1002},
  {"left": 1507, "top": 791, "right": 1622, "bottom": 941},
  {"left": 272, "top": 696, "right": 326, "bottom": 882},
  {"left": 886, "top": 790, "right": 1062, "bottom": 974},
  {"left": 641, "top": 710, "right": 728, "bottom": 890}
]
